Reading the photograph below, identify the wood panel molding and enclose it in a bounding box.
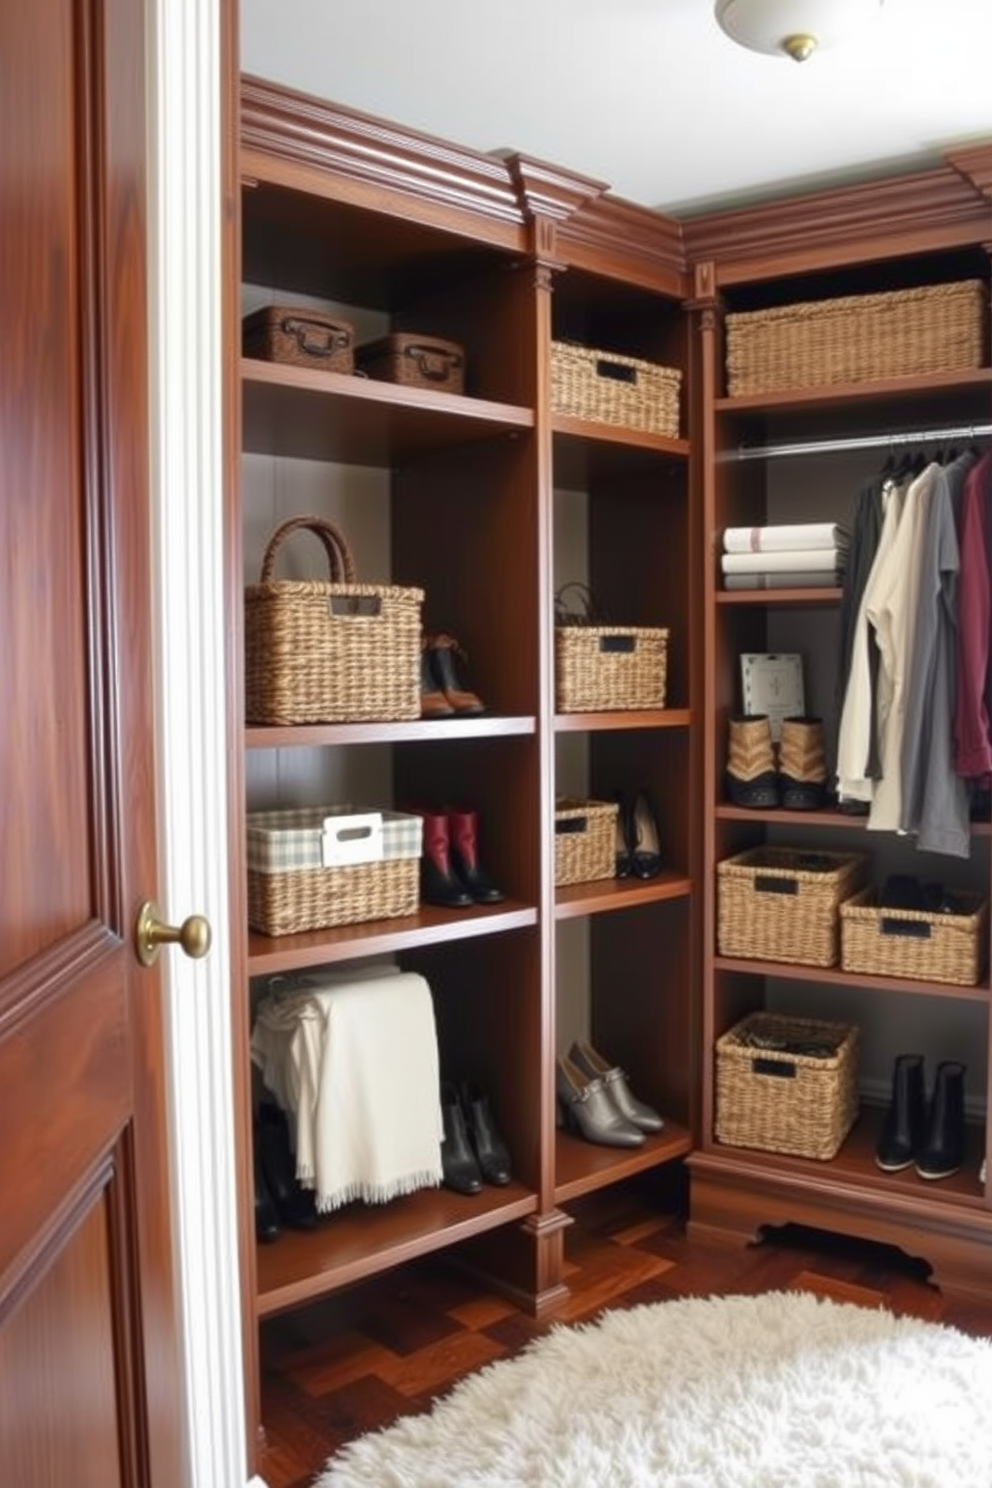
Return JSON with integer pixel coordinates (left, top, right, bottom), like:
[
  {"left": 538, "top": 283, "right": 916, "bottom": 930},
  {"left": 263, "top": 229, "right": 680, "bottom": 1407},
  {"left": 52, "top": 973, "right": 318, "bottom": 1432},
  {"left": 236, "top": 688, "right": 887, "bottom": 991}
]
[
  {"left": 0, "top": 1151, "right": 114, "bottom": 1326},
  {"left": 947, "top": 144, "right": 992, "bottom": 207},
  {"left": 498, "top": 149, "right": 608, "bottom": 224},
  {"left": 558, "top": 194, "right": 688, "bottom": 295},
  {"left": 241, "top": 74, "right": 524, "bottom": 229},
  {"left": 681, "top": 158, "right": 992, "bottom": 283}
]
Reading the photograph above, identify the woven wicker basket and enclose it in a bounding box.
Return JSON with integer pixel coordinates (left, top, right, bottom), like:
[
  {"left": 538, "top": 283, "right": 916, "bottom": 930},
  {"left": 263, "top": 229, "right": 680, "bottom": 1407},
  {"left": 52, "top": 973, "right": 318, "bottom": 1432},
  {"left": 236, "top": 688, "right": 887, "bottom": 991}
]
[
  {"left": 554, "top": 799, "right": 618, "bottom": 886},
  {"left": 244, "top": 516, "right": 424, "bottom": 725},
  {"left": 246, "top": 805, "right": 422, "bottom": 936},
  {"left": 550, "top": 341, "right": 681, "bottom": 437},
  {"left": 556, "top": 625, "right": 669, "bottom": 712},
  {"left": 840, "top": 886, "right": 988, "bottom": 987},
  {"left": 715, "top": 1011, "right": 860, "bottom": 1161},
  {"left": 717, "top": 847, "right": 868, "bottom": 967},
  {"left": 725, "top": 280, "right": 986, "bottom": 397},
  {"left": 242, "top": 306, "right": 355, "bottom": 374},
  {"left": 356, "top": 333, "right": 465, "bottom": 393}
]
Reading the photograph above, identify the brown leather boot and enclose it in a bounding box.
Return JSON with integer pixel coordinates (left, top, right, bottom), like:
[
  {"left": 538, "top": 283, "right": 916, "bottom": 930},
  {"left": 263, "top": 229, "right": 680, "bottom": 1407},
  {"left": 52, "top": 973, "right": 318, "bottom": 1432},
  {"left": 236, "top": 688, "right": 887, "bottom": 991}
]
[
  {"left": 426, "top": 634, "right": 485, "bottom": 714},
  {"left": 726, "top": 714, "right": 779, "bottom": 808},
  {"left": 420, "top": 640, "right": 454, "bottom": 718},
  {"left": 778, "top": 715, "right": 827, "bottom": 810}
]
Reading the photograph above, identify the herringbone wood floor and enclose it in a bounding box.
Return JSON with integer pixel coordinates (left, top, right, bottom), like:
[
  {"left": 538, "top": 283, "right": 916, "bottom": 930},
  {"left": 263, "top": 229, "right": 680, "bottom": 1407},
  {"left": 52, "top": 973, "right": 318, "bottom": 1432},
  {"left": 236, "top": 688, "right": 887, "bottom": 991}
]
[{"left": 257, "top": 1176, "right": 992, "bottom": 1488}]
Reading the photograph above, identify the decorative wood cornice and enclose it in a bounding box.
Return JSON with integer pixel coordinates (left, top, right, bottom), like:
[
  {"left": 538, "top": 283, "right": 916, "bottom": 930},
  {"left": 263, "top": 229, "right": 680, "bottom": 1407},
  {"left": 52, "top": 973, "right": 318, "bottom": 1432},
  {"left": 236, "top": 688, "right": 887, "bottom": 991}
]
[
  {"left": 947, "top": 144, "right": 992, "bottom": 208},
  {"left": 497, "top": 150, "right": 608, "bottom": 224},
  {"left": 241, "top": 74, "right": 523, "bottom": 231},
  {"left": 557, "top": 194, "right": 688, "bottom": 297},
  {"left": 681, "top": 156, "right": 992, "bottom": 284}
]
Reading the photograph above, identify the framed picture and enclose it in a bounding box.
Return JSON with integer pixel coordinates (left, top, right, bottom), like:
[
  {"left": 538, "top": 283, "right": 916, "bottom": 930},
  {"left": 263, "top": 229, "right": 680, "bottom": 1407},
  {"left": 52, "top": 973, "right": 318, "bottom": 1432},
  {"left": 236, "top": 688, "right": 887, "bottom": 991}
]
[{"left": 740, "top": 653, "right": 804, "bottom": 743}]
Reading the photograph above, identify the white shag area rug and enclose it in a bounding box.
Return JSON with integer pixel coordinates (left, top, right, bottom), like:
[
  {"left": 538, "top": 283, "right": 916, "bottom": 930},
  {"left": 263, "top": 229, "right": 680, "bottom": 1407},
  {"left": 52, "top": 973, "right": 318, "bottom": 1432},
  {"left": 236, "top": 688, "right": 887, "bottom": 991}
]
[{"left": 314, "top": 1289, "right": 992, "bottom": 1487}]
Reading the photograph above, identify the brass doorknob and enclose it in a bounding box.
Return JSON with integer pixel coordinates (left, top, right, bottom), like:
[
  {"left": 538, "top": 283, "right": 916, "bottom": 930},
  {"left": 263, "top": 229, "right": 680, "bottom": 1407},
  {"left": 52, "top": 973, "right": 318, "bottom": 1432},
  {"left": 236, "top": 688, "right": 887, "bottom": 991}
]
[{"left": 134, "top": 898, "right": 212, "bottom": 967}]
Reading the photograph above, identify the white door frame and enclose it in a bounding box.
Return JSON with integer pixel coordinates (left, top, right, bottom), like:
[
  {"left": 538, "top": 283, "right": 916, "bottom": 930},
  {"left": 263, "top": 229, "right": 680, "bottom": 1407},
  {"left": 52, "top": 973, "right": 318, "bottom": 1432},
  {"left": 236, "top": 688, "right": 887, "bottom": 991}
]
[{"left": 148, "top": 2, "right": 259, "bottom": 1484}]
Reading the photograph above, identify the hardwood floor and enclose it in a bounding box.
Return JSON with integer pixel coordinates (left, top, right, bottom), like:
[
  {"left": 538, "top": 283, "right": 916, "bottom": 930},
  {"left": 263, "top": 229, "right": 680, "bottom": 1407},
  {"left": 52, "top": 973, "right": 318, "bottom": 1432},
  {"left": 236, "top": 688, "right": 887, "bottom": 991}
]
[{"left": 257, "top": 1174, "right": 992, "bottom": 1488}]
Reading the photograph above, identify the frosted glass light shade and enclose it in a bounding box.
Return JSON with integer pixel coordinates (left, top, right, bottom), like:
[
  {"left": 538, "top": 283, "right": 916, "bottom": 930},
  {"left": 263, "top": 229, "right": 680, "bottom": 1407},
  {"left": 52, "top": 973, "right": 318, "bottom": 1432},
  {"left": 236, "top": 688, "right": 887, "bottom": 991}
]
[{"left": 715, "top": 0, "right": 884, "bottom": 60}]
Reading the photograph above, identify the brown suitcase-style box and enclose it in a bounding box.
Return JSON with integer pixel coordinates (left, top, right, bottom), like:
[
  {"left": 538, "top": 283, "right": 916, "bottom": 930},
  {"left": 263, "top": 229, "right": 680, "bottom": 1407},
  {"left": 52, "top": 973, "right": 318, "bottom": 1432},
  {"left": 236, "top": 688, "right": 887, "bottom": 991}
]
[
  {"left": 356, "top": 333, "right": 465, "bottom": 393},
  {"left": 242, "top": 305, "right": 355, "bottom": 374}
]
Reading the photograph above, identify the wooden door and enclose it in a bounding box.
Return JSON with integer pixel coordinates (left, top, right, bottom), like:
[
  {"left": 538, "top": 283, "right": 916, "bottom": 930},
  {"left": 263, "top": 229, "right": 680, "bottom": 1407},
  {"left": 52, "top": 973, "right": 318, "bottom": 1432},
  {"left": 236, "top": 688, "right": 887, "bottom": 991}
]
[{"left": 0, "top": 0, "right": 185, "bottom": 1483}]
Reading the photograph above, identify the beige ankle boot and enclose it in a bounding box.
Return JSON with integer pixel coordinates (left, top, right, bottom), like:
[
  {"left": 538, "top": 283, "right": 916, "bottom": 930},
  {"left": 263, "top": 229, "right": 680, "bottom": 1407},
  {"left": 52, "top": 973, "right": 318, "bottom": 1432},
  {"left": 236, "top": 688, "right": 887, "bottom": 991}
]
[
  {"left": 778, "top": 716, "right": 827, "bottom": 810},
  {"left": 725, "top": 714, "right": 779, "bottom": 808}
]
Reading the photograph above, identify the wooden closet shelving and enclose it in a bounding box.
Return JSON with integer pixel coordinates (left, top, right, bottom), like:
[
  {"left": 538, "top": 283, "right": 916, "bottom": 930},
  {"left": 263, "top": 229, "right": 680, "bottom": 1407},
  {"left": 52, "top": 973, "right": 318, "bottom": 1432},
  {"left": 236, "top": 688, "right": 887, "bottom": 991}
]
[
  {"left": 684, "top": 154, "right": 992, "bottom": 1302},
  {"left": 231, "top": 76, "right": 699, "bottom": 1449},
  {"left": 227, "top": 76, "right": 992, "bottom": 1470}
]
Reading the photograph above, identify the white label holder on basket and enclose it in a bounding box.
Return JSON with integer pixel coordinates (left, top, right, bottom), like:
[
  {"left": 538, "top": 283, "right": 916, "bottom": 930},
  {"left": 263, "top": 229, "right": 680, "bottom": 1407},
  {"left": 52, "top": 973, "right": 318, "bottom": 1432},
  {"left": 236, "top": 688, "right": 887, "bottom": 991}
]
[{"left": 321, "top": 812, "right": 385, "bottom": 867}]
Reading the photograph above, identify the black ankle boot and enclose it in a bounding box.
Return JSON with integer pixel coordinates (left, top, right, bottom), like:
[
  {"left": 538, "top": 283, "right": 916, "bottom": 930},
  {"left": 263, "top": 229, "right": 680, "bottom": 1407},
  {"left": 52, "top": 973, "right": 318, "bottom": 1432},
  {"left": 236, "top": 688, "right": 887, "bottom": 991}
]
[
  {"left": 915, "top": 1060, "right": 966, "bottom": 1180},
  {"left": 254, "top": 1142, "right": 282, "bottom": 1242},
  {"left": 875, "top": 1053, "right": 927, "bottom": 1173},
  {"left": 257, "top": 1104, "right": 318, "bottom": 1229},
  {"left": 439, "top": 1082, "right": 483, "bottom": 1194},
  {"left": 460, "top": 1081, "right": 512, "bottom": 1185}
]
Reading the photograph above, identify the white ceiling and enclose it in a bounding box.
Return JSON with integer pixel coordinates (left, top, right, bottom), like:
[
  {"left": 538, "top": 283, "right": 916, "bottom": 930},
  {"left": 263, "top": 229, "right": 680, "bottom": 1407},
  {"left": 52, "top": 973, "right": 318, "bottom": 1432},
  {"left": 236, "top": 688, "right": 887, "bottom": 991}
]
[{"left": 240, "top": 0, "right": 992, "bottom": 215}]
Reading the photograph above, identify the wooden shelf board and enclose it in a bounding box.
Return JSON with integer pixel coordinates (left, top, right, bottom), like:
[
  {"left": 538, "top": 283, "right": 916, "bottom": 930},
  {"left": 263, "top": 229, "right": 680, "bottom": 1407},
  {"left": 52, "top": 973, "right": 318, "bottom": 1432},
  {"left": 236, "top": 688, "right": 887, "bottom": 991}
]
[
  {"left": 715, "top": 803, "right": 992, "bottom": 835},
  {"left": 553, "top": 1122, "right": 692, "bottom": 1205},
  {"left": 554, "top": 708, "right": 691, "bottom": 734},
  {"left": 248, "top": 901, "right": 537, "bottom": 976},
  {"left": 256, "top": 1182, "right": 538, "bottom": 1318},
  {"left": 714, "top": 368, "right": 992, "bottom": 417},
  {"left": 242, "top": 357, "right": 533, "bottom": 464},
  {"left": 552, "top": 414, "right": 689, "bottom": 458},
  {"left": 695, "top": 1107, "right": 988, "bottom": 1217},
  {"left": 555, "top": 872, "right": 692, "bottom": 920},
  {"left": 716, "top": 587, "right": 842, "bottom": 606},
  {"left": 245, "top": 714, "right": 536, "bottom": 749},
  {"left": 712, "top": 954, "right": 991, "bottom": 1002}
]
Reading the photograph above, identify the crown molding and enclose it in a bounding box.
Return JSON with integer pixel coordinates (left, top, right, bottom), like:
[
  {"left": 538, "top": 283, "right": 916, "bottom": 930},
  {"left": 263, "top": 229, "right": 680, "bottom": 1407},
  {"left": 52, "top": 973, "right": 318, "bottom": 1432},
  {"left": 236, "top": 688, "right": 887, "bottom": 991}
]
[
  {"left": 947, "top": 144, "right": 992, "bottom": 211},
  {"left": 682, "top": 155, "right": 992, "bottom": 284},
  {"left": 241, "top": 74, "right": 524, "bottom": 234},
  {"left": 497, "top": 150, "right": 608, "bottom": 224},
  {"left": 558, "top": 194, "right": 688, "bottom": 297}
]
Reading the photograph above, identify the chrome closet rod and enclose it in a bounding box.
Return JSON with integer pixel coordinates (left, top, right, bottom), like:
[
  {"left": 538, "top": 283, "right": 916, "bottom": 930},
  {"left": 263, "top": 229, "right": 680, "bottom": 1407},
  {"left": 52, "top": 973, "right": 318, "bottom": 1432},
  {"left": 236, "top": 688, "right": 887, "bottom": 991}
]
[{"left": 733, "top": 422, "right": 992, "bottom": 462}]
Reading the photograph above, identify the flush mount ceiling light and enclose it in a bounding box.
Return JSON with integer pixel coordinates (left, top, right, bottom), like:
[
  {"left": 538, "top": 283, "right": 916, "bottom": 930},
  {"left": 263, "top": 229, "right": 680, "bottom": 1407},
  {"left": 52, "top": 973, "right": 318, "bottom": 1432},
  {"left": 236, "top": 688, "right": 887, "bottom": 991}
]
[{"left": 715, "top": 0, "right": 884, "bottom": 61}]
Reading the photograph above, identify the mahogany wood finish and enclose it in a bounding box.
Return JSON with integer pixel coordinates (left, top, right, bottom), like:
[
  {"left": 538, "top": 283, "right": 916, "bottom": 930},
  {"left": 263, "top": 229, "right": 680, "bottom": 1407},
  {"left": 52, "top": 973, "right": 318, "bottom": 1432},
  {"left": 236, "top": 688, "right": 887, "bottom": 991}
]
[
  {"left": 690, "top": 147, "right": 992, "bottom": 1300},
  {"left": 1, "top": 0, "right": 183, "bottom": 1480},
  {"left": 228, "top": 70, "right": 992, "bottom": 1468},
  {"left": 232, "top": 77, "right": 699, "bottom": 1460},
  {"left": 256, "top": 1184, "right": 992, "bottom": 1488}
]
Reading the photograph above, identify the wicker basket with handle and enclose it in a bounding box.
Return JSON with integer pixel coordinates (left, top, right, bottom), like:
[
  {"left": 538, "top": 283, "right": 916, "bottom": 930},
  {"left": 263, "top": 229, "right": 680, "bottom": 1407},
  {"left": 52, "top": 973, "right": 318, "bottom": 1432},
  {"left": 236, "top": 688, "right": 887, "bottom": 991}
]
[
  {"left": 555, "top": 583, "right": 668, "bottom": 713},
  {"left": 244, "top": 516, "right": 424, "bottom": 725}
]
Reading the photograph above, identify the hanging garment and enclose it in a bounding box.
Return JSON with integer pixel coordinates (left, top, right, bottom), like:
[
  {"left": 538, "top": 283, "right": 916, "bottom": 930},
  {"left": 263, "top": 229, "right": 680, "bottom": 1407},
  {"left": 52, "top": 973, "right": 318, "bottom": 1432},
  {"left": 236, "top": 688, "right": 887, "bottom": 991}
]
[
  {"left": 866, "top": 462, "right": 940, "bottom": 833},
  {"left": 832, "top": 477, "right": 884, "bottom": 777},
  {"left": 252, "top": 967, "right": 444, "bottom": 1212},
  {"left": 954, "top": 451, "right": 992, "bottom": 782},
  {"left": 899, "top": 452, "right": 977, "bottom": 857},
  {"left": 835, "top": 478, "right": 905, "bottom": 805}
]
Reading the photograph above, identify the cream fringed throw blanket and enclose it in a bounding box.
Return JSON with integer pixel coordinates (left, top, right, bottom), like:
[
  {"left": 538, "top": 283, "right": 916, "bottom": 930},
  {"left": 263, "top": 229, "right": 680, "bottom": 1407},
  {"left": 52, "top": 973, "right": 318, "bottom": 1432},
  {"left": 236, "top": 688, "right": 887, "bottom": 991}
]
[{"left": 251, "top": 968, "right": 443, "bottom": 1212}]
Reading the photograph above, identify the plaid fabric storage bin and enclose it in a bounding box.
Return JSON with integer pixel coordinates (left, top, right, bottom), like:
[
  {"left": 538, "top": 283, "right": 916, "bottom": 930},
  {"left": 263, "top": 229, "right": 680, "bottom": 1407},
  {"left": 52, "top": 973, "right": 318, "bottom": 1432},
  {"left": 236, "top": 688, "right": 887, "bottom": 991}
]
[{"left": 247, "top": 805, "right": 422, "bottom": 936}]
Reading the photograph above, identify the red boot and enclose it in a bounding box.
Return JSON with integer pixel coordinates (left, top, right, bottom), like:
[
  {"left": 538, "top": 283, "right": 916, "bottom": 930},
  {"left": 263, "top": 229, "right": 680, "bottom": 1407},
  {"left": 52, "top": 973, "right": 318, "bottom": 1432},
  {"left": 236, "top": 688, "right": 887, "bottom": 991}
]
[
  {"left": 447, "top": 809, "right": 505, "bottom": 904},
  {"left": 418, "top": 810, "right": 473, "bottom": 908}
]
